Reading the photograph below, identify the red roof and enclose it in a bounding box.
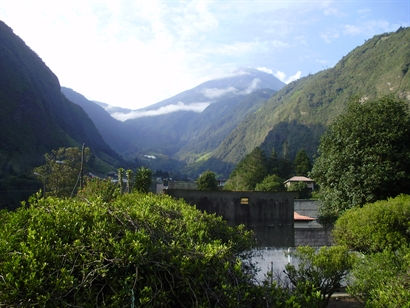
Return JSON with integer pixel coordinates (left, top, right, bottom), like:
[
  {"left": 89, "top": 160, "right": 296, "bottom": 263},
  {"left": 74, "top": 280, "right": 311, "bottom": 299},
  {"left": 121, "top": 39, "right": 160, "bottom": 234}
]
[{"left": 294, "top": 211, "right": 315, "bottom": 221}]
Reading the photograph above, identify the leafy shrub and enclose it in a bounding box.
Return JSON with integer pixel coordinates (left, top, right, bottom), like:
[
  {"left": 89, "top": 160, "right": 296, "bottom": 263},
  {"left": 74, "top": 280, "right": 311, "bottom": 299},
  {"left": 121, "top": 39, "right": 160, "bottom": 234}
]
[
  {"left": 77, "top": 177, "right": 120, "bottom": 203},
  {"left": 287, "top": 181, "right": 312, "bottom": 199},
  {"left": 134, "top": 167, "right": 152, "bottom": 193},
  {"left": 255, "top": 278, "right": 322, "bottom": 308},
  {"left": 255, "top": 174, "right": 284, "bottom": 192},
  {"left": 333, "top": 194, "right": 410, "bottom": 253},
  {"left": 0, "top": 192, "right": 255, "bottom": 307},
  {"left": 347, "top": 248, "right": 410, "bottom": 307},
  {"left": 197, "top": 170, "right": 219, "bottom": 191},
  {"left": 284, "top": 246, "right": 356, "bottom": 308}
]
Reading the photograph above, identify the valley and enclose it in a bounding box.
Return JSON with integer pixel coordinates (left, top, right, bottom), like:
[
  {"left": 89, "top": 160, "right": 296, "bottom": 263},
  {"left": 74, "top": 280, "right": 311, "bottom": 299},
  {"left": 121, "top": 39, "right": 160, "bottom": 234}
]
[{"left": 0, "top": 19, "right": 409, "bottom": 207}]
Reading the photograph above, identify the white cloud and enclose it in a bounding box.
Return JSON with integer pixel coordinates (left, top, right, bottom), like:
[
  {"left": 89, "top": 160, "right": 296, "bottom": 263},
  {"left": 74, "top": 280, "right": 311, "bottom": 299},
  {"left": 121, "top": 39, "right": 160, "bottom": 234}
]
[
  {"left": 321, "top": 31, "right": 340, "bottom": 43},
  {"left": 202, "top": 87, "right": 238, "bottom": 99},
  {"left": 320, "top": 0, "right": 343, "bottom": 16},
  {"left": 256, "top": 67, "right": 273, "bottom": 75},
  {"left": 111, "top": 102, "right": 210, "bottom": 121},
  {"left": 343, "top": 24, "right": 362, "bottom": 35},
  {"left": 274, "top": 71, "right": 287, "bottom": 82},
  {"left": 274, "top": 71, "right": 301, "bottom": 84},
  {"left": 201, "top": 77, "right": 262, "bottom": 98},
  {"left": 241, "top": 78, "right": 261, "bottom": 94},
  {"left": 286, "top": 71, "right": 302, "bottom": 84}
]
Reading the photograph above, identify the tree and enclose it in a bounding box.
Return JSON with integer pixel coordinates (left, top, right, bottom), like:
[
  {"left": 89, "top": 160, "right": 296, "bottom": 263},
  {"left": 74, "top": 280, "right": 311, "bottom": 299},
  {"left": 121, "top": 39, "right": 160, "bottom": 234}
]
[
  {"left": 255, "top": 174, "right": 284, "bottom": 192},
  {"left": 285, "top": 246, "right": 356, "bottom": 308},
  {"left": 287, "top": 181, "right": 312, "bottom": 199},
  {"left": 224, "top": 147, "right": 269, "bottom": 191},
  {"left": 268, "top": 150, "right": 293, "bottom": 179},
  {"left": 311, "top": 96, "right": 410, "bottom": 219},
  {"left": 293, "top": 149, "right": 312, "bottom": 176},
  {"left": 33, "top": 147, "right": 90, "bottom": 197},
  {"left": 197, "top": 170, "right": 218, "bottom": 191},
  {"left": 333, "top": 194, "right": 410, "bottom": 254},
  {"left": 77, "top": 177, "right": 120, "bottom": 203},
  {"left": 134, "top": 167, "right": 152, "bottom": 193}
]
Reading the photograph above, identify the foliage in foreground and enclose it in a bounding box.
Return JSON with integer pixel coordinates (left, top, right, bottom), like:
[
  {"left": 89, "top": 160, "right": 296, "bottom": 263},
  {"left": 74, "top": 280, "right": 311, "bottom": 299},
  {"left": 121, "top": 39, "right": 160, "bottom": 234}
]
[
  {"left": 333, "top": 194, "right": 410, "bottom": 253},
  {"left": 347, "top": 248, "right": 410, "bottom": 307},
  {"left": 333, "top": 195, "right": 410, "bottom": 307},
  {"left": 311, "top": 96, "right": 410, "bottom": 220},
  {"left": 0, "top": 192, "right": 257, "bottom": 307},
  {"left": 284, "top": 246, "right": 356, "bottom": 308}
]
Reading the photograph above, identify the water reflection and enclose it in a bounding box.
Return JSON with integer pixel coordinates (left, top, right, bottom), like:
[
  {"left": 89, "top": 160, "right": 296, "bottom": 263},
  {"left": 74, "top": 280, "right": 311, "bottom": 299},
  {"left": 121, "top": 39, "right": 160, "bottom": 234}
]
[{"left": 251, "top": 247, "right": 296, "bottom": 283}]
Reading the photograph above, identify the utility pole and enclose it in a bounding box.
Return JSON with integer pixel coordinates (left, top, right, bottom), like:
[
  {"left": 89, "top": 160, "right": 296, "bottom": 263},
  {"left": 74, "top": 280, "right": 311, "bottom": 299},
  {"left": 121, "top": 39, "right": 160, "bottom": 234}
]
[{"left": 79, "top": 143, "right": 85, "bottom": 190}]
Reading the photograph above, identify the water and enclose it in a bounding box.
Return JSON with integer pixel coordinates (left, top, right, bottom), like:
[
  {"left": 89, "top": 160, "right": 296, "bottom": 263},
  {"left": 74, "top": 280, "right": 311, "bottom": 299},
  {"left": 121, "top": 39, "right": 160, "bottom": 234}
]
[{"left": 250, "top": 247, "right": 296, "bottom": 283}]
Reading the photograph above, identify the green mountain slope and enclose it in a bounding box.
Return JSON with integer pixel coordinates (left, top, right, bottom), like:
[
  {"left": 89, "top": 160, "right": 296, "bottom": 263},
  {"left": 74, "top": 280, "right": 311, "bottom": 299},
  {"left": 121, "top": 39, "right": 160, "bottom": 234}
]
[
  {"left": 0, "top": 21, "right": 122, "bottom": 207},
  {"left": 212, "top": 27, "right": 410, "bottom": 167},
  {"left": 75, "top": 69, "right": 283, "bottom": 168},
  {"left": 61, "top": 87, "right": 132, "bottom": 154}
]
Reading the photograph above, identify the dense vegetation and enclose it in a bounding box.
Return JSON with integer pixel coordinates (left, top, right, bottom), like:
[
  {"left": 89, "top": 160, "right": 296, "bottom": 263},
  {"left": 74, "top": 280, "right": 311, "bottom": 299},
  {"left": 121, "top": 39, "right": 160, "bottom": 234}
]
[
  {"left": 224, "top": 147, "right": 310, "bottom": 194},
  {"left": 196, "top": 170, "right": 219, "bottom": 191},
  {"left": 333, "top": 194, "right": 409, "bottom": 254},
  {"left": 333, "top": 195, "right": 410, "bottom": 306},
  {"left": 0, "top": 191, "right": 256, "bottom": 307},
  {"left": 311, "top": 96, "right": 410, "bottom": 220},
  {"left": 0, "top": 181, "right": 355, "bottom": 307},
  {"left": 285, "top": 246, "right": 356, "bottom": 308}
]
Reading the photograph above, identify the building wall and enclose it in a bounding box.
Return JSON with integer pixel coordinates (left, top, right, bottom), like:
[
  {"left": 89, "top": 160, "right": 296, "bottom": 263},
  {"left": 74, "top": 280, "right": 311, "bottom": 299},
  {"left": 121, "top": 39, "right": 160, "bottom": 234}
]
[
  {"left": 294, "top": 199, "right": 320, "bottom": 218},
  {"left": 294, "top": 199, "right": 333, "bottom": 246},
  {"left": 294, "top": 228, "right": 333, "bottom": 246},
  {"left": 167, "top": 190, "right": 296, "bottom": 247}
]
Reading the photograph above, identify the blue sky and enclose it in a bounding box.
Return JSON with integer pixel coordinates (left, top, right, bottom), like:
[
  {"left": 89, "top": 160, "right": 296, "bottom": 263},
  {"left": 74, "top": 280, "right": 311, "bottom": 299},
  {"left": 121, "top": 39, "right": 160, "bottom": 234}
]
[{"left": 1, "top": 0, "right": 409, "bottom": 109}]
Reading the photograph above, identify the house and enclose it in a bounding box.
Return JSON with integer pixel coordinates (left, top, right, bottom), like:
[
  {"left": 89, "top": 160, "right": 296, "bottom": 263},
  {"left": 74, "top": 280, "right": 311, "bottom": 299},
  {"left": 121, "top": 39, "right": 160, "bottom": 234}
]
[{"left": 284, "top": 176, "right": 315, "bottom": 191}]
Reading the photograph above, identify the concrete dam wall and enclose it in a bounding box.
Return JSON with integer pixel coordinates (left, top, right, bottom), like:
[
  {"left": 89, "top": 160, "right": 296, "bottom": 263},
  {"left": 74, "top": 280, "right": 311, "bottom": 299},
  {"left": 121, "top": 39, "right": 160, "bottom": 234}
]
[{"left": 167, "top": 190, "right": 297, "bottom": 247}]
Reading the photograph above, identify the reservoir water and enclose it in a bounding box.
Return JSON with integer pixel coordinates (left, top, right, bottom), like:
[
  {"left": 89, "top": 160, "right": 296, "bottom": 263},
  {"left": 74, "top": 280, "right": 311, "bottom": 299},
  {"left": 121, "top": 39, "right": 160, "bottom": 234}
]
[{"left": 251, "top": 247, "right": 296, "bottom": 283}]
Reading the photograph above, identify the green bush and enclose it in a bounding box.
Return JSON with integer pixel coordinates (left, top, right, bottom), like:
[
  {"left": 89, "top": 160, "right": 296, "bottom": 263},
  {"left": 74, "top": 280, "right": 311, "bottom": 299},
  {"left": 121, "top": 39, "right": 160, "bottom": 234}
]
[
  {"left": 333, "top": 194, "right": 410, "bottom": 253},
  {"left": 347, "top": 248, "right": 410, "bottom": 307},
  {"left": 284, "top": 246, "right": 356, "bottom": 308},
  {"left": 255, "top": 174, "right": 284, "bottom": 192},
  {"left": 134, "top": 167, "right": 152, "bottom": 193},
  {"left": 255, "top": 278, "right": 322, "bottom": 308},
  {"left": 197, "top": 170, "right": 219, "bottom": 191},
  {"left": 0, "top": 192, "right": 255, "bottom": 307},
  {"left": 77, "top": 177, "right": 120, "bottom": 203},
  {"left": 286, "top": 181, "right": 312, "bottom": 199}
]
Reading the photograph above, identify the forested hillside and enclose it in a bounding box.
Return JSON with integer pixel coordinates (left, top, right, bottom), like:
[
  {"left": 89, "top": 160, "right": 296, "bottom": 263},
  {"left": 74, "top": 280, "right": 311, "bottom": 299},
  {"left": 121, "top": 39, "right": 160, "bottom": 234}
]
[
  {"left": 210, "top": 27, "right": 410, "bottom": 169},
  {"left": 0, "top": 21, "right": 122, "bottom": 207}
]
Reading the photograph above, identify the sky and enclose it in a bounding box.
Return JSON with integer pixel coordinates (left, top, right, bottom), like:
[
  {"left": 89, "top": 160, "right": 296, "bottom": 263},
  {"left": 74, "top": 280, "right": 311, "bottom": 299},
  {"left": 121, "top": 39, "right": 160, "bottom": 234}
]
[{"left": 1, "top": 0, "right": 409, "bottom": 110}]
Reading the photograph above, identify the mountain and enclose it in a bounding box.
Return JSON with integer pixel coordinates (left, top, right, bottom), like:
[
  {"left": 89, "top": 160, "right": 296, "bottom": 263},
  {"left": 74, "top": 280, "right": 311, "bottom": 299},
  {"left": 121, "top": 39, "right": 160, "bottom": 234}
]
[
  {"left": 111, "top": 69, "right": 284, "bottom": 163},
  {"left": 67, "top": 68, "right": 284, "bottom": 173},
  {"left": 206, "top": 27, "right": 410, "bottom": 174},
  {"left": 61, "top": 87, "right": 131, "bottom": 153},
  {"left": 0, "top": 21, "right": 123, "bottom": 207}
]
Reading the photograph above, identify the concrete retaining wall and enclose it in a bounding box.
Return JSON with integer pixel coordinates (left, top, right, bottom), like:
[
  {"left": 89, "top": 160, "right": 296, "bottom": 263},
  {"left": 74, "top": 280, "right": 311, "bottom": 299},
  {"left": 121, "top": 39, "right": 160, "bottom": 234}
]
[
  {"left": 294, "top": 199, "right": 320, "bottom": 218},
  {"left": 168, "top": 190, "right": 296, "bottom": 247}
]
